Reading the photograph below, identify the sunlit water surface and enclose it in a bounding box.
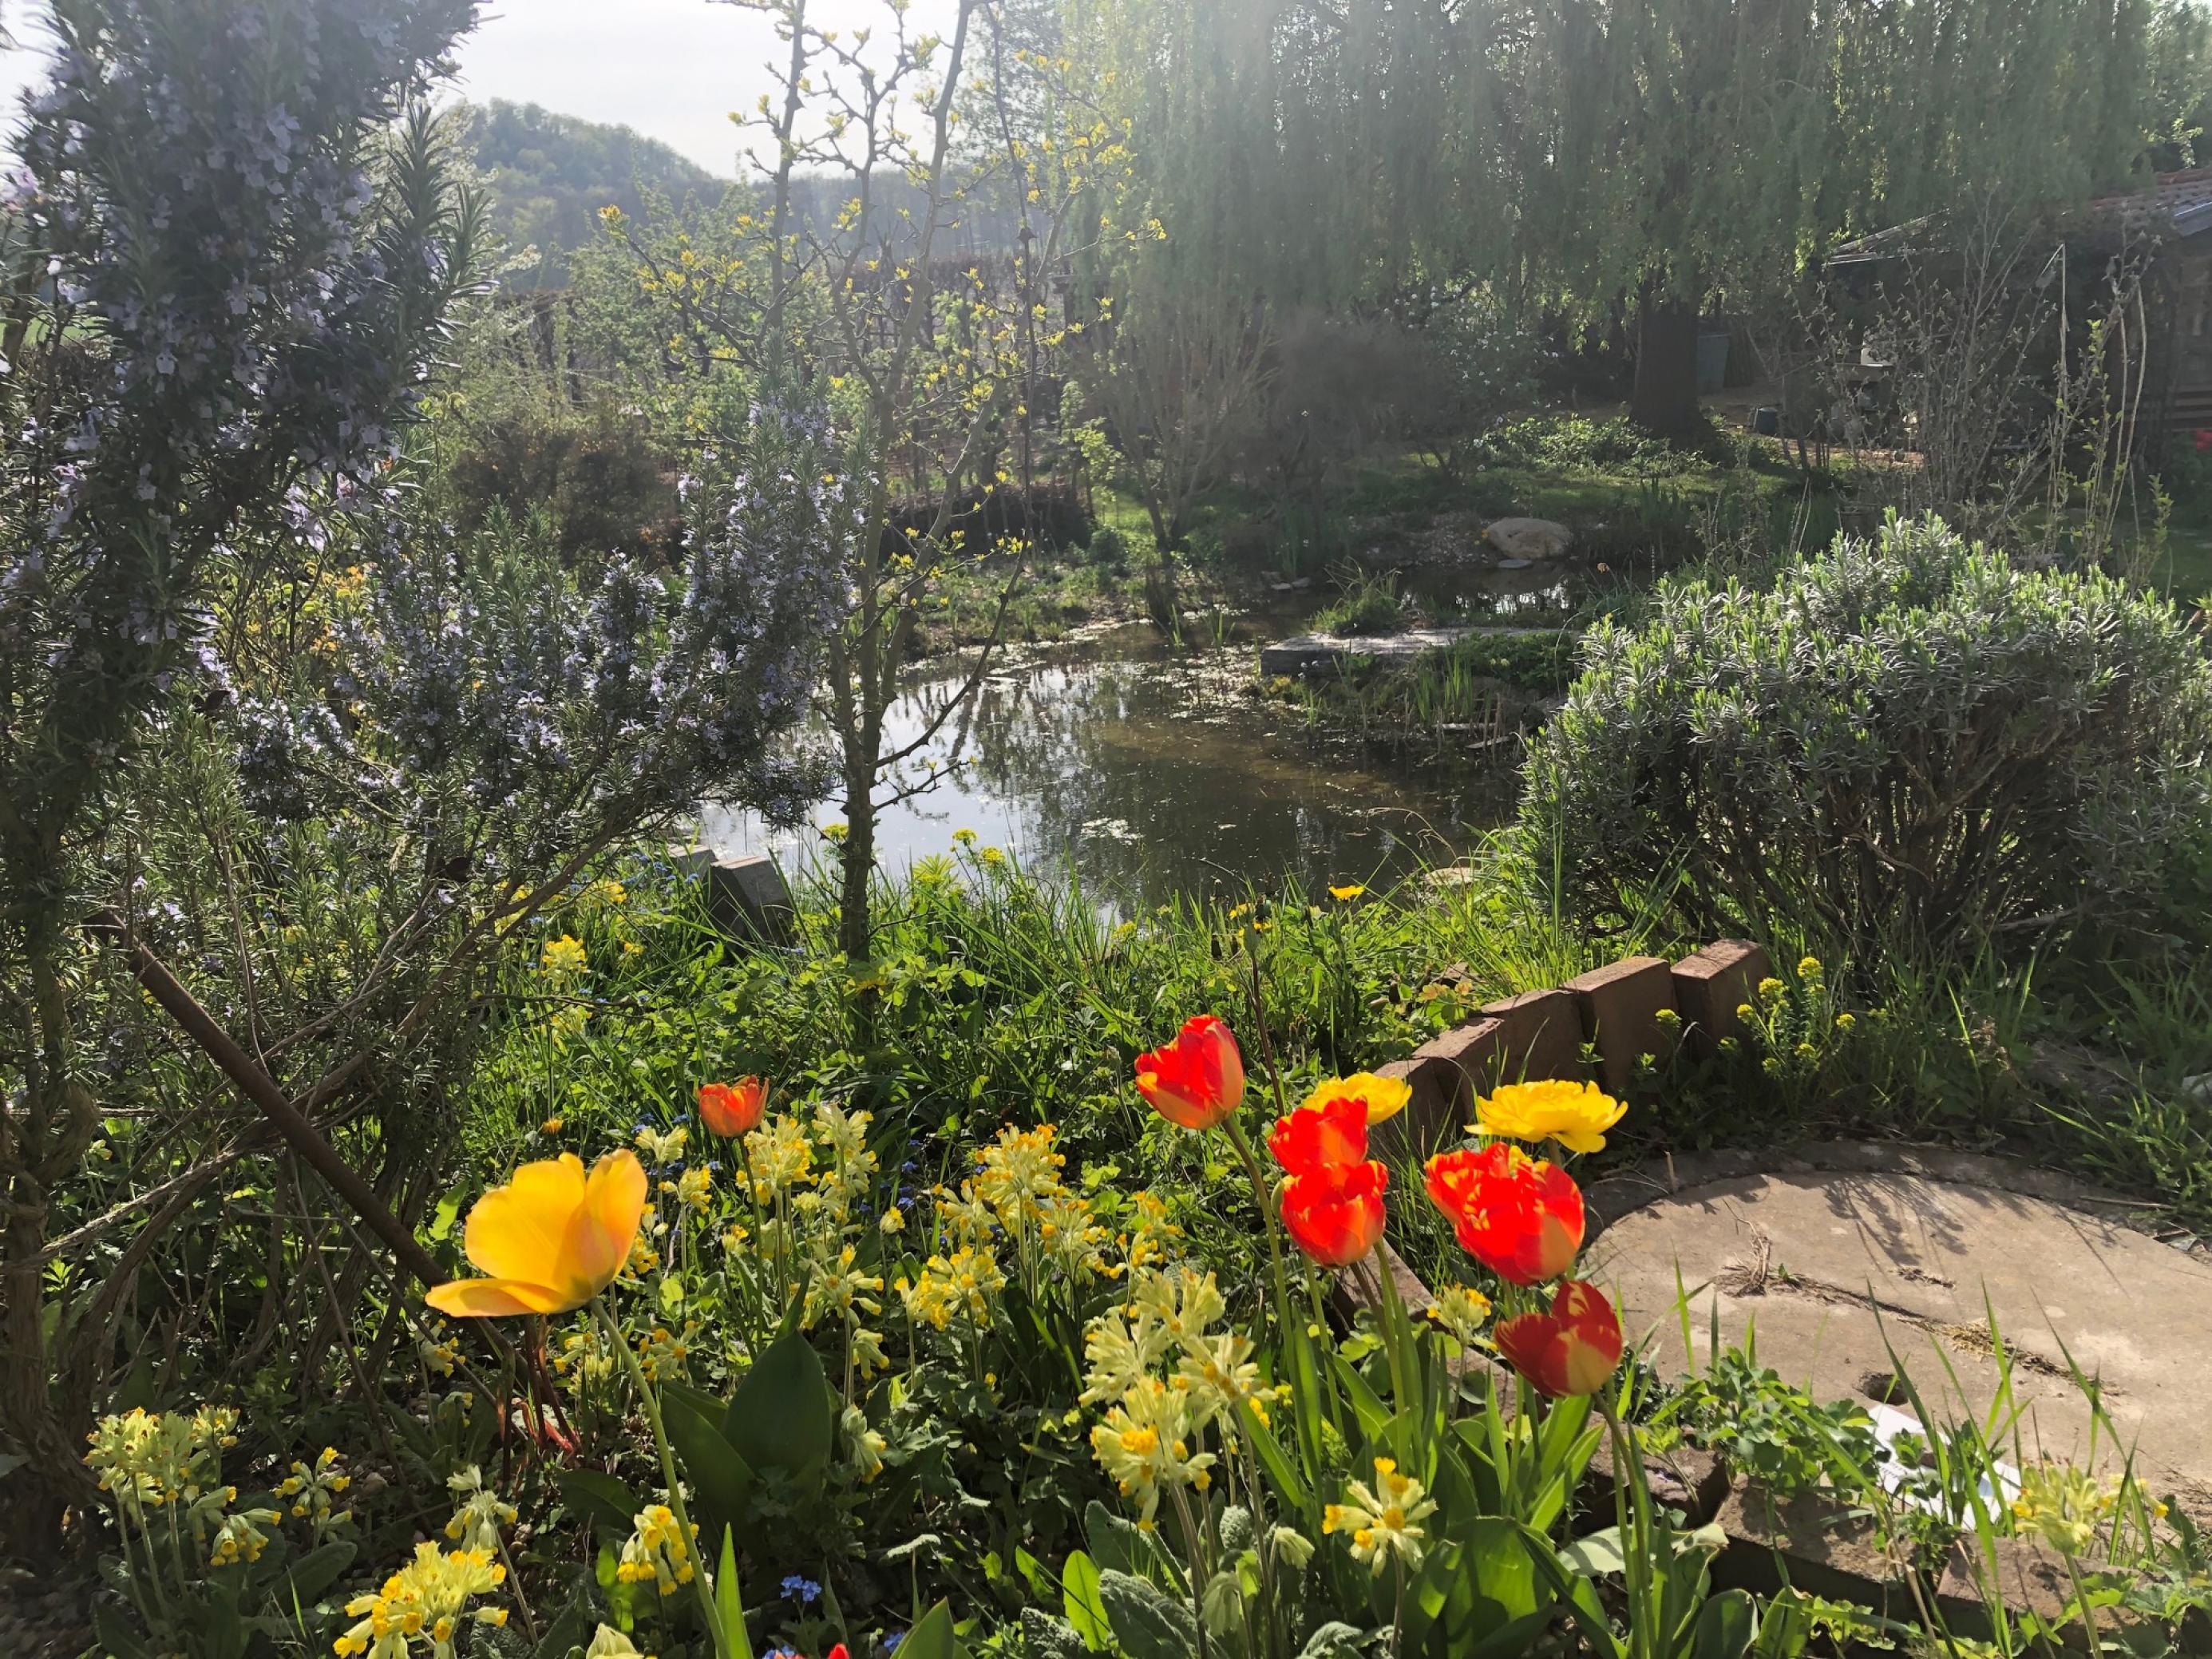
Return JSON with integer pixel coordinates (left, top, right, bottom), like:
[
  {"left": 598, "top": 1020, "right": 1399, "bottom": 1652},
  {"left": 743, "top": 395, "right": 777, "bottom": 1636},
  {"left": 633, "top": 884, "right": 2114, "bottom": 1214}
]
[{"left": 699, "top": 623, "right": 1523, "bottom": 913}]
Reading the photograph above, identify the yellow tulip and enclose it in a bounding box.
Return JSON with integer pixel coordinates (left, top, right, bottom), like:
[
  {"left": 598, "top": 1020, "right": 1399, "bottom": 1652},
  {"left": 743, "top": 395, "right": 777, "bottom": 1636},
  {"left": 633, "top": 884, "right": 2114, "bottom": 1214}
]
[
  {"left": 1474, "top": 1079, "right": 1626, "bottom": 1155},
  {"left": 1299, "top": 1071, "right": 1412, "bottom": 1126},
  {"left": 425, "top": 1152, "right": 647, "bottom": 1318}
]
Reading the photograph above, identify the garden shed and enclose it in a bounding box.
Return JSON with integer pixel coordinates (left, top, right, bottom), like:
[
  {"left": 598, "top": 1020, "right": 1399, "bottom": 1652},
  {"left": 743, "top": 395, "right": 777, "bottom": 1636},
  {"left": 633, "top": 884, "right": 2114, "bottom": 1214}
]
[{"left": 1830, "top": 165, "right": 2212, "bottom": 438}]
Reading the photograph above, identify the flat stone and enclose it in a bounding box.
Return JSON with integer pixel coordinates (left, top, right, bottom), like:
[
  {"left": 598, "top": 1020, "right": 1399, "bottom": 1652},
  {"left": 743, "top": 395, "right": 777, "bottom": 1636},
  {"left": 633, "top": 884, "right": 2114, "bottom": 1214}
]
[
  {"left": 1496, "top": 557, "right": 1534, "bottom": 571},
  {"left": 1581, "top": 1169, "right": 2212, "bottom": 1518},
  {"left": 702, "top": 851, "right": 797, "bottom": 945},
  {"left": 1486, "top": 517, "right": 1573, "bottom": 559},
  {"left": 1257, "top": 624, "right": 1557, "bottom": 679}
]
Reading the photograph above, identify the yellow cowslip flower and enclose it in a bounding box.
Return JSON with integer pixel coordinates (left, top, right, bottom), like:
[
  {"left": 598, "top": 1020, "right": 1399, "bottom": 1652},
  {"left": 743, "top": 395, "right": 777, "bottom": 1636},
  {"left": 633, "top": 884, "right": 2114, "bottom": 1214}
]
[
  {"left": 1089, "top": 1378, "right": 1214, "bottom": 1526},
  {"left": 1474, "top": 1079, "right": 1628, "bottom": 1155},
  {"left": 1299, "top": 1071, "right": 1413, "bottom": 1126},
  {"left": 424, "top": 1152, "right": 646, "bottom": 1319},
  {"left": 744, "top": 1116, "right": 815, "bottom": 1198},
  {"left": 540, "top": 1117, "right": 564, "bottom": 1135},
  {"left": 972, "top": 1122, "right": 1066, "bottom": 1222},
  {"left": 614, "top": 1505, "right": 696, "bottom": 1596},
  {"left": 675, "top": 1166, "right": 713, "bottom": 1209},
  {"left": 584, "top": 1626, "right": 647, "bottom": 1659},
  {"left": 1426, "top": 1282, "right": 1494, "bottom": 1350},
  {"left": 333, "top": 1542, "right": 505, "bottom": 1657},
  {"left": 897, "top": 1245, "right": 1006, "bottom": 1330},
  {"left": 1324, "top": 1458, "right": 1437, "bottom": 1576},
  {"left": 443, "top": 1465, "right": 515, "bottom": 1554},
  {"left": 540, "top": 935, "right": 588, "bottom": 977},
  {"left": 2011, "top": 1462, "right": 2119, "bottom": 1557}
]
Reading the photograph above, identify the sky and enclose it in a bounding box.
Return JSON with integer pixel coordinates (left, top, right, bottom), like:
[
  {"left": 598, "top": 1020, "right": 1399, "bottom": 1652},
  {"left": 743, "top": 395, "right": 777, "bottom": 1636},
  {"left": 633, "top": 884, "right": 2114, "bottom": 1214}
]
[{"left": 0, "top": 0, "right": 963, "bottom": 179}]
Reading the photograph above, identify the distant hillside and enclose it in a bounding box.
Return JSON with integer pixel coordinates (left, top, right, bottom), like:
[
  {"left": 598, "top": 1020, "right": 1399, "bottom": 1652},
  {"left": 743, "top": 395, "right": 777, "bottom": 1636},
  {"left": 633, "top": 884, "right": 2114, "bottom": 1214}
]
[{"left": 457, "top": 101, "right": 724, "bottom": 286}]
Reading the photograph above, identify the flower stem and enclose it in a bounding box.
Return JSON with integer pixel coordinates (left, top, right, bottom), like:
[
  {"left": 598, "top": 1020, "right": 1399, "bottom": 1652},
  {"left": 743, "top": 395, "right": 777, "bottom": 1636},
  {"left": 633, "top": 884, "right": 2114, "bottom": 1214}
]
[{"left": 599, "top": 1298, "right": 734, "bottom": 1659}]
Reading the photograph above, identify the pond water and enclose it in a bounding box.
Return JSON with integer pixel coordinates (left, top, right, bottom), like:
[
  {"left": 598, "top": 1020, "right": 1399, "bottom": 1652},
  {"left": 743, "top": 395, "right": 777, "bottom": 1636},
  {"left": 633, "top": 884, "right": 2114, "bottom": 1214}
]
[{"left": 699, "top": 621, "right": 1525, "bottom": 913}]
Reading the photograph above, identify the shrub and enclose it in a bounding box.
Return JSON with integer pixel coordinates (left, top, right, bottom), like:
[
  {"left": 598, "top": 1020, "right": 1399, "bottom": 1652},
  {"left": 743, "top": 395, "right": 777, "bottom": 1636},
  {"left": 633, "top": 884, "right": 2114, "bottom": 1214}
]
[
  {"left": 1312, "top": 568, "right": 1408, "bottom": 635},
  {"left": 1519, "top": 515, "right": 2212, "bottom": 956},
  {"left": 1088, "top": 524, "right": 1129, "bottom": 567}
]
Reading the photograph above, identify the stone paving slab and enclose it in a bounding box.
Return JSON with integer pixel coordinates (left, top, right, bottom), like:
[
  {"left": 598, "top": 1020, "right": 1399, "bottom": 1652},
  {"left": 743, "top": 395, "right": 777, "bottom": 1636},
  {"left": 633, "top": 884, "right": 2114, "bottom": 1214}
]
[
  {"left": 1257, "top": 624, "right": 1559, "bottom": 678},
  {"left": 1581, "top": 1170, "right": 2212, "bottom": 1516}
]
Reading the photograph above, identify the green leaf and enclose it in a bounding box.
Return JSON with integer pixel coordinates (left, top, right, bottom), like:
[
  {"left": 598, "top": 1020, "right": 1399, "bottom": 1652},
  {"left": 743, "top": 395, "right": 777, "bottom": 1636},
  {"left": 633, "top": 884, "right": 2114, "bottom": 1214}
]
[
  {"left": 92, "top": 1602, "right": 152, "bottom": 1659},
  {"left": 1236, "top": 1399, "right": 1309, "bottom": 1514},
  {"left": 896, "top": 1599, "right": 964, "bottom": 1659},
  {"left": 429, "top": 1191, "right": 463, "bottom": 1241},
  {"left": 1692, "top": 1589, "right": 1758, "bottom": 1659},
  {"left": 531, "top": 1596, "right": 594, "bottom": 1659},
  {"left": 1061, "top": 1549, "right": 1110, "bottom": 1652},
  {"left": 715, "top": 1525, "right": 754, "bottom": 1659},
  {"left": 1019, "top": 1609, "right": 1090, "bottom": 1659},
  {"left": 1298, "top": 1623, "right": 1364, "bottom": 1658},
  {"left": 724, "top": 1329, "right": 833, "bottom": 1483},
  {"left": 663, "top": 1386, "right": 757, "bottom": 1542},
  {"left": 1084, "top": 1500, "right": 1150, "bottom": 1578},
  {"left": 1558, "top": 1526, "right": 1627, "bottom": 1579},
  {"left": 1097, "top": 1569, "right": 1198, "bottom": 1659},
  {"left": 558, "top": 1468, "right": 646, "bottom": 1537},
  {"left": 283, "top": 1539, "right": 358, "bottom": 1606}
]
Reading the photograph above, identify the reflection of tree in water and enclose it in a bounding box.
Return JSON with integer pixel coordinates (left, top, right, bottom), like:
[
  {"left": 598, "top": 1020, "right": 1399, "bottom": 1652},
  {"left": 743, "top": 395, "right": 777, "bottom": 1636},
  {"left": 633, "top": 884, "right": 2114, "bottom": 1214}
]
[{"left": 896, "top": 649, "right": 1511, "bottom": 910}]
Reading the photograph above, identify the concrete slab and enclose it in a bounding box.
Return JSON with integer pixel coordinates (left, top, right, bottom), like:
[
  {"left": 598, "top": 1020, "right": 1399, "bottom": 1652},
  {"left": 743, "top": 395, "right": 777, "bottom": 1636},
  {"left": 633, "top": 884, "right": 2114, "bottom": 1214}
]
[
  {"left": 1581, "top": 1170, "right": 2212, "bottom": 1517},
  {"left": 1258, "top": 624, "right": 1556, "bottom": 679}
]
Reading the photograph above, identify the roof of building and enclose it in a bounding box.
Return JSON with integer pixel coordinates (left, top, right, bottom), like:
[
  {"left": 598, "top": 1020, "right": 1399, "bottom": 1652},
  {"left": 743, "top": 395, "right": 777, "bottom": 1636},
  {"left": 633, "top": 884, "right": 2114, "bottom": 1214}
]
[{"left": 1829, "top": 168, "right": 2212, "bottom": 266}]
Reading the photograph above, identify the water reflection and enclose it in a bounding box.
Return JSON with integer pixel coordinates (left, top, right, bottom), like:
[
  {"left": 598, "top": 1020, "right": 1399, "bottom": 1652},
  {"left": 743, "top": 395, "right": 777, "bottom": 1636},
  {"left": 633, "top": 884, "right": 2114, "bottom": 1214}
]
[{"left": 701, "top": 630, "right": 1521, "bottom": 913}]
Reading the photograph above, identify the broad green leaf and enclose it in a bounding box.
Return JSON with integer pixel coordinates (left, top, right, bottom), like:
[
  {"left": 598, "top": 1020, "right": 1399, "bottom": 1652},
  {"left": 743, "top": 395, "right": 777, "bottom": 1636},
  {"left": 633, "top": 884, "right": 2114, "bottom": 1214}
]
[
  {"left": 1084, "top": 1500, "right": 1148, "bottom": 1578},
  {"left": 1692, "top": 1589, "right": 1757, "bottom": 1659},
  {"left": 284, "top": 1539, "right": 357, "bottom": 1606},
  {"left": 92, "top": 1602, "right": 152, "bottom": 1659},
  {"left": 1297, "top": 1622, "right": 1365, "bottom": 1658},
  {"left": 724, "top": 1329, "right": 833, "bottom": 1481},
  {"left": 662, "top": 1388, "right": 757, "bottom": 1541},
  {"left": 896, "top": 1599, "right": 964, "bottom": 1659},
  {"left": 557, "top": 1468, "right": 646, "bottom": 1537},
  {"left": 1558, "top": 1526, "right": 1627, "bottom": 1579},
  {"left": 1060, "top": 1549, "right": 1110, "bottom": 1651},
  {"left": 715, "top": 1525, "right": 754, "bottom": 1659},
  {"left": 1019, "top": 1609, "right": 1090, "bottom": 1659},
  {"left": 1097, "top": 1569, "right": 1197, "bottom": 1659}
]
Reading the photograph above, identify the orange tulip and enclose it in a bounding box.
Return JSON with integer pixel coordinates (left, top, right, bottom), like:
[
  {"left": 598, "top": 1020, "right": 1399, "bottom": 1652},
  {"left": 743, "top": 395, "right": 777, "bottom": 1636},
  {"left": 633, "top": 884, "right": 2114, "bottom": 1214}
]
[
  {"left": 1494, "top": 1280, "right": 1624, "bottom": 1397},
  {"left": 1134, "top": 1015, "right": 1244, "bottom": 1130},
  {"left": 1423, "top": 1142, "right": 1585, "bottom": 1286},
  {"left": 698, "top": 1078, "right": 766, "bottom": 1138},
  {"left": 1267, "top": 1091, "right": 1367, "bottom": 1176},
  {"left": 1298, "top": 1071, "right": 1412, "bottom": 1126},
  {"left": 425, "top": 1150, "right": 647, "bottom": 1318},
  {"left": 1280, "top": 1159, "right": 1388, "bottom": 1266}
]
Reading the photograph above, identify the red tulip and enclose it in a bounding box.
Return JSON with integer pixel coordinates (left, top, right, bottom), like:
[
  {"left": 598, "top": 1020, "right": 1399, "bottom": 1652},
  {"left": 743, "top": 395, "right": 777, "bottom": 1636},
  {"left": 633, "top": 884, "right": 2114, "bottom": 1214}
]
[
  {"left": 698, "top": 1078, "right": 766, "bottom": 1138},
  {"left": 1134, "top": 1015, "right": 1245, "bottom": 1130},
  {"left": 1423, "top": 1143, "right": 1585, "bottom": 1286},
  {"left": 2194, "top": 427, "right": 2212, "bottom": 453},
  {"left": 1267, "top": 1092, "right": 1367, "bottom": 1176},
  {"left": 1494, "top": 1279, "right": 1624, "bottom": 1397},
  {"left": 1280, "top": 1159, "right": 1388, "bottom": 1266},
  {"left": 826, "top": 1647, "right": 850, "bottom": 1659}
]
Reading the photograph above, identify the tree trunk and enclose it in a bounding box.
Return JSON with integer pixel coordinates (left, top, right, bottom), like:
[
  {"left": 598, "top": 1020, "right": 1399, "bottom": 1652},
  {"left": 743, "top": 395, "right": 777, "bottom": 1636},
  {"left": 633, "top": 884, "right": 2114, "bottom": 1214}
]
[
  {"left": 836, "top": 778, "right": 876, "bottom": 965},
  {"left": 1629, "top": 287, "right": 1705, "bottom": 446}
]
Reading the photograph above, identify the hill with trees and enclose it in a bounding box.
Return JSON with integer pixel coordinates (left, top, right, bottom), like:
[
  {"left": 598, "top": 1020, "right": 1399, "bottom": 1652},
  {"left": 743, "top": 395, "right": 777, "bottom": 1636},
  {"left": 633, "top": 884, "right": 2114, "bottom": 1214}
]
[{"left": 457, "top": 98, "right": 724, "bottom": 284}]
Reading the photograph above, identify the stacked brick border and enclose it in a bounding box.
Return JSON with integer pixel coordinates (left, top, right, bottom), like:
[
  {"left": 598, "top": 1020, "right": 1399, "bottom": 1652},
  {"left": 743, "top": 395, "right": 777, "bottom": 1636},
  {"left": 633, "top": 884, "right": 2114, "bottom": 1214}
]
[{"left": 1373, "top": 939, "right": 1771, "bottom": 1160}]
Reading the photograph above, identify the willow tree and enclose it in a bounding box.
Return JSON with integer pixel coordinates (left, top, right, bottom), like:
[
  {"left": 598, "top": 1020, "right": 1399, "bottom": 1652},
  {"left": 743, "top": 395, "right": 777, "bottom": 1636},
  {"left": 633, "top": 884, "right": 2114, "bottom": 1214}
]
[{"left": 1498, "top": 0, "right": 2174, "bottom": 441}]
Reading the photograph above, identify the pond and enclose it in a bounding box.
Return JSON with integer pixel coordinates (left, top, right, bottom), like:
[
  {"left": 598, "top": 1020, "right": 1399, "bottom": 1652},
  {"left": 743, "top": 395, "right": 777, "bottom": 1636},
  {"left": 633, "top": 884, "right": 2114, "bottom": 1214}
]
[{"left": 699, "top": 620, "right": 1525, "bottom": 913}]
